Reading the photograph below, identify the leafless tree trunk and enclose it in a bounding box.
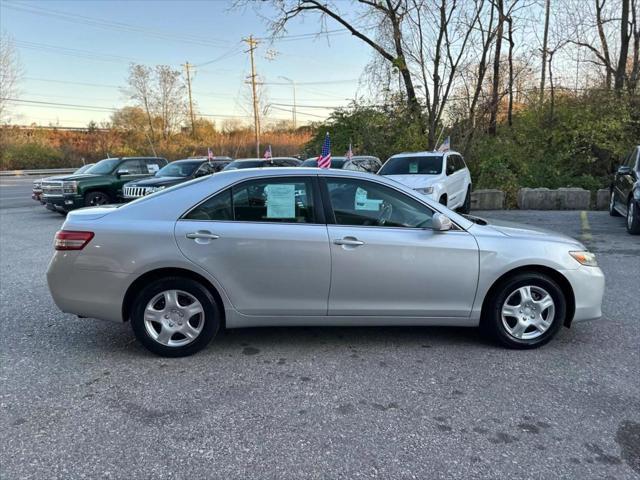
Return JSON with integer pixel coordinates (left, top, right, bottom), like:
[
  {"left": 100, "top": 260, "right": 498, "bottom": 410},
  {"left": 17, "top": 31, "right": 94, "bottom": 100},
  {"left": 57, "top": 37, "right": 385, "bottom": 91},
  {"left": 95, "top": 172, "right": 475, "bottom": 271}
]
[
  {"left": 615, "top": 0, "right": 631, "bottom": 92},
  {"left": 0, "top": 34, "right": 23, "bottom": 122},
  {"left": 539, "top": 0, "right": 550, "bottom": 103},
  {"left": 507, "top": 14, "right": 515, "bottom": 127},
  {"left": 124, "top": 64, "right": 157, "bottom": 141},
  {"left": 488, "top": 0, "right": 504, "bottom": 135},
  {"left": 629, "top": 0, "right": 640, "bottom": 93}
]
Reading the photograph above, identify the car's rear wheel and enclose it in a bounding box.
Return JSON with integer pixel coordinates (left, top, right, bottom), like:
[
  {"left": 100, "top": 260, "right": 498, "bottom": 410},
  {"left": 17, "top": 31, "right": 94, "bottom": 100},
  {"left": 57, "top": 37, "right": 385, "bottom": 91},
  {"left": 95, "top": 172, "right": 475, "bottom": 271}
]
[
  {"left": 84, "top": 191, "right": 111, "bottom": 207},
  {"left": 482, "top": 273, "right": 566, "bottom": 349},
  {"left": 459, "top": 187, "right": 471, "bottom": 214},
  {"left": 609, "top": 191, "right": 621, "bottom": 216},
  {"left": 627, "top": 198, "right": 640, "bottom": 234},
  {"left": 130, "top": 277, "right": 221, "bottom": 357}
]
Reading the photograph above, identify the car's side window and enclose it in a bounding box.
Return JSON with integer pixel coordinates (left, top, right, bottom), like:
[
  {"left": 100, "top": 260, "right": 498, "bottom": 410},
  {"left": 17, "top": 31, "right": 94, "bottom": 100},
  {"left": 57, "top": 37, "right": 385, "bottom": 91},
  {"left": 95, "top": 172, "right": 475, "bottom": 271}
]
[
  {"left": 185, "top": 189, "right": 233, "bottom": 221},
  {"left": 326, "top": 178, "right": 433, "bottom": 229},
  {"left": 194, "top": 164, "right": 212, "bottom": 177},
  {"left": 232, "top": 178, "right": 315, "bottom": 223},
  {"left": 118, "top": 159, "right": 145, "bottom": 175},
  {"left": 144, "top": 158, "right": 163, "bottom": 174}
]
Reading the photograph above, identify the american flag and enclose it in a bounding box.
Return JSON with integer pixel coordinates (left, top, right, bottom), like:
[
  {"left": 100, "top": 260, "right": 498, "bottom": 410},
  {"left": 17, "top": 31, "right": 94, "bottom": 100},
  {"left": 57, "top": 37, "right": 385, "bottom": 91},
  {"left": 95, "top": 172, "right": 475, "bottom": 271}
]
[
  {"left": 207, "top": 147, "right": 214, "bottom": 161},
  {"left": 346, "top": 142, "right": 353, "bottom": 160},
  {"left": 437, "top": 136, "right": 450, "bottom": 152},
  {"left": 317, "top": 133, "right": 331, "bottom": 169},
  {"left": 264, "top": 144, "right": 272, "bottom": 160}
]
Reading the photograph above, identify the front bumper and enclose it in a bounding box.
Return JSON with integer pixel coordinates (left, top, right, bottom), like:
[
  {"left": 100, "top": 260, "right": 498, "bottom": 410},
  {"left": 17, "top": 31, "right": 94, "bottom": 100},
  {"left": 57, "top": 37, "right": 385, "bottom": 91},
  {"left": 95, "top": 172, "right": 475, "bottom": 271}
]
[
  {"left": 561, "top": 265, "right": 605, "bottom": 322},
  {"left": 43, "top": 194, "right": 84, "bottom": 212},
  {"left": 47, "top": 251, "right": 132, "bottom": 323}
]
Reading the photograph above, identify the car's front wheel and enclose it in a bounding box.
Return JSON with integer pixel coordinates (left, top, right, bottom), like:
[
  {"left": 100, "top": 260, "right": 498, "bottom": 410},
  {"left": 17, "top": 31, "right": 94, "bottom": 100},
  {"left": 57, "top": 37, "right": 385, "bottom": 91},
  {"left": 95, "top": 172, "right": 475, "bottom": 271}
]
[
  {"left": 627, "top": 198, "right": 640, "bottom": 234},
  {"left": 84, "top": 191, "right": 111, "bottom": 207},
  {"left": 130, "top": 277, "right": 221, "bottom": 357},
  {"left": 609, "top": 191, "right": 621, "bottom": 216},
  {"left": 482, "top": 272, "right": 566, "bottom": 349},
  {"left": 459, "top": 187, "right": 471, "bottom": 214}
]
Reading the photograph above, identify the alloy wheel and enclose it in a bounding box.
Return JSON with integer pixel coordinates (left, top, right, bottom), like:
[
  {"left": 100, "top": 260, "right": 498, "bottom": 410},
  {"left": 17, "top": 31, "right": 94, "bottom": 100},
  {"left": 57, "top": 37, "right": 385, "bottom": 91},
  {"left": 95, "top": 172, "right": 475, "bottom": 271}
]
[
  {"left": 501, "top": 285, "right": 555, "bottom": 340},
  {"left": 90, "top": 194, "right": 109, "bottom": 206},
  {"left": 143, "top": 289, "right": 204, "bottom": 347}
]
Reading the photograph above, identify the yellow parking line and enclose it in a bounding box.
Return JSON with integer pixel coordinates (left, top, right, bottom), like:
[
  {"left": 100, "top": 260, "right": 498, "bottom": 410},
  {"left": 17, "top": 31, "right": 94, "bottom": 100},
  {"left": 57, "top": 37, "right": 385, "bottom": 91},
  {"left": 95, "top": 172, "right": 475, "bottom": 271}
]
[{"left": 580, "top": 211, "right": 592, "bottom": 242}]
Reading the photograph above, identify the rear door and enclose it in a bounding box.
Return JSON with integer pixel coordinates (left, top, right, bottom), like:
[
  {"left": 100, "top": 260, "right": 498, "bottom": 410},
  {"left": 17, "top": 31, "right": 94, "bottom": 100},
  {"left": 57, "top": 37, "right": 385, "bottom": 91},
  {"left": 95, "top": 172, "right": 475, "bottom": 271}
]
[
  {"left": 175, "top": 175, "right": 331, "bottom": 316},
  {"left": 323, "top": 176, "right": 479, "bottom": 318}
]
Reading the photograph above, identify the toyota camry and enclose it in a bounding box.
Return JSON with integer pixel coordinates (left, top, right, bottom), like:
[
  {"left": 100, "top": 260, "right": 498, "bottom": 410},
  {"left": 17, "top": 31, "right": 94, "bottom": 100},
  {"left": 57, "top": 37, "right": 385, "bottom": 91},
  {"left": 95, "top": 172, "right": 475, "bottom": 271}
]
[{"left": 47, "top": 168, "right": 604, "bottom": 357}]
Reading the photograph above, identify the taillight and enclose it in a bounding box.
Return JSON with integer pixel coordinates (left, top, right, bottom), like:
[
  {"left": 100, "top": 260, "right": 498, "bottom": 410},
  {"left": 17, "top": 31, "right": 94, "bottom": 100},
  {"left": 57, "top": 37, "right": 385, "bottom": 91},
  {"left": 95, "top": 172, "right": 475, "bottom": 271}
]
[{"left": 54, "top": 230, "right": 94, "bottom": 250}]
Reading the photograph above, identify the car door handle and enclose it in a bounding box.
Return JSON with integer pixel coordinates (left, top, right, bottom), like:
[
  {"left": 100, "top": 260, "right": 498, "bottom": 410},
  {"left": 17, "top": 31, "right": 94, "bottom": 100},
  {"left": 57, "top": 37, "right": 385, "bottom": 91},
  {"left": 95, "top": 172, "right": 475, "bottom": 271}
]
[
  {"left": 186, "top": 231, "right": 220, "bottom": 240},
  {"left": 333, "top": 237, "right": 364, "bottom": 246}
]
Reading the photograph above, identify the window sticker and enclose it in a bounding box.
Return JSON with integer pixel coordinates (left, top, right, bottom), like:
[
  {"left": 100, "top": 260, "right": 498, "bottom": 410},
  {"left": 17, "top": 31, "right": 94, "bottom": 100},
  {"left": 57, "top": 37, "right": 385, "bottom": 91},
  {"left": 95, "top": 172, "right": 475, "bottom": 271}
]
[
  {"left": 266, "top": 184, "right": 296, "bottom": 218},
  {"left": 355, "top": 187, "right": 383, "bottom": 211},
  {"left": 409, "top": 162, "right": 418, "bottom": 173},
  {"left": 147, "top": 164, "right": 160, "bottom": 173}
]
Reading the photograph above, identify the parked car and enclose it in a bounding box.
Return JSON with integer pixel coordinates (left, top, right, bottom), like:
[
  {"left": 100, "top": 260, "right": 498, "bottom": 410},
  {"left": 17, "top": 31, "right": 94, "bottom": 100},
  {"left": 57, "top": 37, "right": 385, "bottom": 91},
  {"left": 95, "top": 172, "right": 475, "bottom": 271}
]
[
  {"left": 223, "top": 157, "right": 302, "bottom": 170},
  {"left": 301, "top": 156, "right": 382, "bottom": 173},
  {"left": 609, "top": 145, "right": 640, "bottom": 234},
  {"left": 33, "top": 164, "right": 94, "bottom": 204},
  {"left": 122, "top": 158, "right": 231, "bottom": 200},
  {"left": 379, "top": 151, "right": 472, "bottom": 213},
  {"left": 42, "top": 156, "right": 167, "bottom": 213},
  {"left": 47, "top": 168, "right": 603, "bottom": 357}
]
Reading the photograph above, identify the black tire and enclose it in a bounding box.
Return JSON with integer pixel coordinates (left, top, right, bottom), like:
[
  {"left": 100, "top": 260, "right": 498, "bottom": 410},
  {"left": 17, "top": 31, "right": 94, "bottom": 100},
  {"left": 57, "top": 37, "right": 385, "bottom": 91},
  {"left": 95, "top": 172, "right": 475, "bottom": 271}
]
[
  {"left": 481, "top": 272, "right": 566, "bottom": 349},
  {"left": 459, "top": 187, "right": 471, "bottom": 214},
  {"left": 609, "top": 190, "right": 621, "bottom": 216},
  {"left": 84, "top": 191, "right": 111, "bottom": 207},
  {"left": 439, "top": 195, "right": 447, "bottom": 206},
  {"left": 130, "top": 277, "right": 221, "bottom": 357},
  {"left": 627, "top": 198, "right": 640, "bottom": 234}
]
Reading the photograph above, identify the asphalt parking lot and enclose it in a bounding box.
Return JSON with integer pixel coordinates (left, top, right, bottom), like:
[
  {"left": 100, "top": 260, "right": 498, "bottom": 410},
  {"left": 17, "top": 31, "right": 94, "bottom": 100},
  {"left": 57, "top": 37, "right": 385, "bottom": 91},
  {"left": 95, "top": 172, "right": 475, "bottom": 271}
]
[{"left": 0, "top": 199, "right": 639, "bottom": 479}]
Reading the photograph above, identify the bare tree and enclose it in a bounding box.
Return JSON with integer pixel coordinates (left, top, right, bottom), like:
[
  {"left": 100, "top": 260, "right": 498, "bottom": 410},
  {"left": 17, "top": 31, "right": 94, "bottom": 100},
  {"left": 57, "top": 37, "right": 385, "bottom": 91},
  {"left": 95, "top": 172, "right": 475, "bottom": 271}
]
[
  {"left": 615, "top": 0, "right": 631, "bottom": 91},
  {"left": 0, "top": 33, "right": 23, "bottom": 122},
  {"left": 488, "top": 0, "right": 505, "bottom": 135},
  {"left": 539, "top": 0, "right": 551, "bottom": 102},
  {"left": 155, "top": 65, "right": 187, "bottom": 139},
  {"left": 124, "top": 64, "right": 157, "bottom": 140}
]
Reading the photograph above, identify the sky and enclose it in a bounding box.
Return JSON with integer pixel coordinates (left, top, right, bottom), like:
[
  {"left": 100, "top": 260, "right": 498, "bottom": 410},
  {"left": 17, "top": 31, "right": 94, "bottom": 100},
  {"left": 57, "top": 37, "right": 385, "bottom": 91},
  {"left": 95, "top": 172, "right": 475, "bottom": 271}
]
[{"left": 1, "top": 0, "right": 373, "bottom": 128}]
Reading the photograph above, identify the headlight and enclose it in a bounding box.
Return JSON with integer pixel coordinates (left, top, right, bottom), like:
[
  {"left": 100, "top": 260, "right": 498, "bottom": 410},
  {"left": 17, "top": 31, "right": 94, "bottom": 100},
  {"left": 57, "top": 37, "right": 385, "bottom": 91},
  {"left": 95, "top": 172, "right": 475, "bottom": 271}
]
[
  {"left": 62, "top": 181, "right": 78, "bottom": 194},
  {"left": 569, "top": 251, "right": 598, "bottom": 267},
  {"left": 415, "top": 187, "right": 434, "bottom": 195}
]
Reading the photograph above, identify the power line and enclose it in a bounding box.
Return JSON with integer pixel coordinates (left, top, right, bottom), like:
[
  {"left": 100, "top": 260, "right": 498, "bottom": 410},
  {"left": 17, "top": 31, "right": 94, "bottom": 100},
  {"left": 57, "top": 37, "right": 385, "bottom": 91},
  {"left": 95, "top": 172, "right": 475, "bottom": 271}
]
[
  {"left": 2, "top": 1, "right": 232, "bottom": 49},
  {"left": 13, "top": 39, "right": 139, "bottom": 64}
]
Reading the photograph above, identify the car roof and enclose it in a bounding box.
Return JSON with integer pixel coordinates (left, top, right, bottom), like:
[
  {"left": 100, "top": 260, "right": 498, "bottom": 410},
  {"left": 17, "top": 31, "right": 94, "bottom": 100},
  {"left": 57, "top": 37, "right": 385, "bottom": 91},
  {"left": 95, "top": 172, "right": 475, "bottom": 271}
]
[{"left": 389, "top": 151, "right": 460, "bottom": 158}]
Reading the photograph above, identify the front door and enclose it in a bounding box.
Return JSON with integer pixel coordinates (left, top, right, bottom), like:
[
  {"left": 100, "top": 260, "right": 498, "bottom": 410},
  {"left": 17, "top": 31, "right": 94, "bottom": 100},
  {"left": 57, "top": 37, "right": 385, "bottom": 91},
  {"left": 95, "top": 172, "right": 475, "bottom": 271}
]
[
  {"left": 175, "top": 176, "right": 331, "bottom": 316},
  {"left": 323, "top": 177, "right": 479, "bottom": 317}
]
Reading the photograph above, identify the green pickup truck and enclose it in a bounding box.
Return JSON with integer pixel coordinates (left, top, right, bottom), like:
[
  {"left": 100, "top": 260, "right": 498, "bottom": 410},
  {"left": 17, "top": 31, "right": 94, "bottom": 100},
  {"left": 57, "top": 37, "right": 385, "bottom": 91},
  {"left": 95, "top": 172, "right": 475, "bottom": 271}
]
[{"left": 42, "top": 156, "right": 167, "bottom": 213}]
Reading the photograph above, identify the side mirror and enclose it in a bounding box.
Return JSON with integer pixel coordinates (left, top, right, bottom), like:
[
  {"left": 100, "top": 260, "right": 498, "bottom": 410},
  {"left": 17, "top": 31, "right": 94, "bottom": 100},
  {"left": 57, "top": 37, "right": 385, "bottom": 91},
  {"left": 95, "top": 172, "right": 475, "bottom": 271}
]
[
  {"left": 432, "top": 213, "right": 452, "bottom": 232},
  {"left": 116, "top": 169, "right": 129, "bottom": 178},
  {"left": 617, "top": 166, "right": 632, "bottom": 176},
  {"left": 446, "top": 164, "right": 455, "bottom": 176}
]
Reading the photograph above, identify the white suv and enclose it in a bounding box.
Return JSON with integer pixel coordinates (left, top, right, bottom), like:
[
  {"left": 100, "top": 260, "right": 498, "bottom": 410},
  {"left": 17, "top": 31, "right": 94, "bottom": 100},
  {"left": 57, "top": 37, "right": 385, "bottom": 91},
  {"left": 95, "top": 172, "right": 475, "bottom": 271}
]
[{"left": 378, "top": 150, "right": 472, "bottom": 213}]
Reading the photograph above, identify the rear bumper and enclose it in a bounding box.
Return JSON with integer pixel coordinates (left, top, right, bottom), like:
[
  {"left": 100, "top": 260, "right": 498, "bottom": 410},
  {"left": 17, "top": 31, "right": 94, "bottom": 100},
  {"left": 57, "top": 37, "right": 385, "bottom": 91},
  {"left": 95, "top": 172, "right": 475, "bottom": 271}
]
[
  {"left": 47, "top": 252, "right": 132, "bottom": 323},
  {"left": 561, "top": 266, "right": 605, "bottom": 322}
]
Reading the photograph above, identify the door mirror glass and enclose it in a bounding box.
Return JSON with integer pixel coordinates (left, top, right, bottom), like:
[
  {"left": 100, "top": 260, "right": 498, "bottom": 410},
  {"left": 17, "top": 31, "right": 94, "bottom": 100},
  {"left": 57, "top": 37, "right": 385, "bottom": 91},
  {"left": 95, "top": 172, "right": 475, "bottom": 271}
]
[
  {"left": 446, "top": 162, "right": 455, "bottom": 175},
  {"left": 116, "top": 169, "right": 129, "bottom": 177},
  {"left": 432, "top": 213, "right": 452, "bottom": 231},
  {"left": 618, "top": 165, "right": 632, "bottom": 175}
]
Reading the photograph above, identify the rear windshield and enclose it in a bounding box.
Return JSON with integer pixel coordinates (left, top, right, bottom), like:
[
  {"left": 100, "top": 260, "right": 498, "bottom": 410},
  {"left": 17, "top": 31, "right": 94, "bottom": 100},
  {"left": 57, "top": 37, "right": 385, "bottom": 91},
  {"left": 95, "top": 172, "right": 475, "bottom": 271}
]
[
  {"left": 223, "top": 160, "right": 264, "bottom": 171},
  {"left": 301, "top": 158, "right": 346, "bottom": 169},
  {"left": 379, "top": 156, "right": 443, "bottom": 175}
]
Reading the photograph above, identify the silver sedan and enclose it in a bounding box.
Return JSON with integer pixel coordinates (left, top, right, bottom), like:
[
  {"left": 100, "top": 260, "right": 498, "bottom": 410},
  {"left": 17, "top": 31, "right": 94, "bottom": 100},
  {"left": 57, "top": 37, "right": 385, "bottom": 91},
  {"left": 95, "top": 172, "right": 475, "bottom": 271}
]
[{"left": 47, "top": 168, "right": 604, "bottom": 357}]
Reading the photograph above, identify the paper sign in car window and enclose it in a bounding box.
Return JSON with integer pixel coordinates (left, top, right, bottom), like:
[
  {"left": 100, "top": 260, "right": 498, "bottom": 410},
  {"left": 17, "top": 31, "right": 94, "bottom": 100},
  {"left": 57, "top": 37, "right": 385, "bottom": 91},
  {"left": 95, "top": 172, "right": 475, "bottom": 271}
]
[
  {"left": 355, "top": 187, "right": 382, "bottom": 211},
  {"left": 409, "top": 162, "right": 418, "bottom": 173},
  {"left": 147, "top": 164, "right": 160, "bottom": 173},
  {"left": 266, "top": 184, "right": 296, "bottom": 218}
]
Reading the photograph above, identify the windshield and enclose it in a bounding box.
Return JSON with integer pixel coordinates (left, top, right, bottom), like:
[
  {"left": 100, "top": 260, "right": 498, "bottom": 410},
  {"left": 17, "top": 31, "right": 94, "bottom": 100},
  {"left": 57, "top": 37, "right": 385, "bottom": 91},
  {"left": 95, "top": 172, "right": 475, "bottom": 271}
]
[
  {"left": 74, "top": 164, "right": 94, "bottom": 174},
  {"left": 223, "top": 160, "right": 264, "bottom": 171},
  {"left": 379, "top": 155, "right": 443, "bottom": 175},
  {"left": 156, "top": 161, "right": 201, "bottom": 177},
  {"left": 85, "top": 158, "right": 120, "bottom": 175},
  {"left": 301, "top": 158, "right": 346, "bottom": 169}
]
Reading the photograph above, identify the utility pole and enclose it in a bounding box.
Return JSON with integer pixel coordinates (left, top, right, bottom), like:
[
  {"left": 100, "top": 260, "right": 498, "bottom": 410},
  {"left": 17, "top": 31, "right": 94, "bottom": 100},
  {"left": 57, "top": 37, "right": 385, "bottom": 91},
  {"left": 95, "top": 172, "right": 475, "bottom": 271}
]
[
  {"left": 243, "top": 35, "right": 260, "bottom": 157},
  {"left": 183, "top": 61, "right": 196, "bottom": 138}
]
